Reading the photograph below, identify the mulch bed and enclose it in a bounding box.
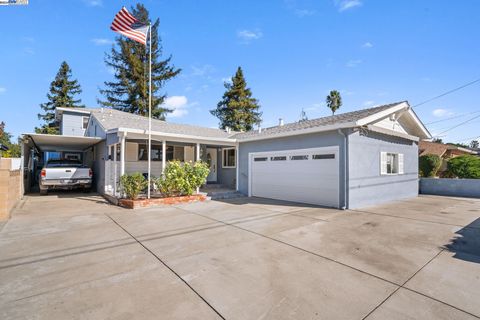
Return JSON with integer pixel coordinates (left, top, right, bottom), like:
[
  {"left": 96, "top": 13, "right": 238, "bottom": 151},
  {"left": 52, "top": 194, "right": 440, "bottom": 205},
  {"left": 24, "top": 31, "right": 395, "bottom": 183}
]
[{"left": 118, "top": 194, "right": 208, "bottom": 209}]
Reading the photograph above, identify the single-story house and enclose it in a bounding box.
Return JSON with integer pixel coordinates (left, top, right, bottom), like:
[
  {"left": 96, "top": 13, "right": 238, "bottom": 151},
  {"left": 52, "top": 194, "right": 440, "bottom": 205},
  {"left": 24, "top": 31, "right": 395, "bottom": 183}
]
[
  {"left": 419, "top": 140, "right": 477, "bottom": 176},
  {"left": 21, "top": 100, "right": 431, "bottom": 209}
]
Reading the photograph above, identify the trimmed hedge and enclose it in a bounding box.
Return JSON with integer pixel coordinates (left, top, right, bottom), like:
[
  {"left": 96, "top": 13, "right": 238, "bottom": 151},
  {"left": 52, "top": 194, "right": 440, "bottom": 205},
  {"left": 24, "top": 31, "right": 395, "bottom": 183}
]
[
  {"left": 419, "top": 154, "right": 442, "bottom": 177},
  {"left": 120, "top": 172, "right": 148, "bottom": 200},
  {"left": 447, "top": 155, "right": 480, "bottom": 179},
  {"left": 156, "top": 161, "right": 210, "bottom": 196}
]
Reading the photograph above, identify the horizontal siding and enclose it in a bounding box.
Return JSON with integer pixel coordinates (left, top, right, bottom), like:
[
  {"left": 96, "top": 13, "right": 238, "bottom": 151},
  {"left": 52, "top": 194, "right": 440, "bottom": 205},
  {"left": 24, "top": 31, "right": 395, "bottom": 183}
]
[{"left": 61, "top": 112, "right": 87, "bottom": 136}]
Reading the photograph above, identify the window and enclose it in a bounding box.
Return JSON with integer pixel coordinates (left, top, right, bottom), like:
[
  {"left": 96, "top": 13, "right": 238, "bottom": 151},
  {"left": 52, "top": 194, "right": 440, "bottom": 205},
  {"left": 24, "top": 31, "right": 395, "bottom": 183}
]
[
  {"left": 313, "top": 154, "right": 335, "bottom": 160},
  {"left": 222, "top": 148, "right": 236, "bottom": 168},
  {"left": 82, "top": 116, "right": 89, "bottom": 129},
  {"left": 290, "top": 155, "right": 308, "bottom": 160},
  {"left": 271, "top": 156, "right": 287, "bottom": 161},
  {"left": 254, "top": 157, "right": 268, "bottom": 162},
  {"left": 138, "top": 144, "right": 174, "bottom": 161},
  {"left": 64, "top": 153, "right": 81, "bottom": 161},
  {"left": 380, "top": 152, "right": 404, "bottom": 175}
]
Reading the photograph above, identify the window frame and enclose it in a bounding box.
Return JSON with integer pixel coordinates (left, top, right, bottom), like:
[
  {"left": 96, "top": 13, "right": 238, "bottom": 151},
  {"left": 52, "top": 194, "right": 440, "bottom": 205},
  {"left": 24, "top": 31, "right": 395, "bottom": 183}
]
[
  {"left": 380, "top": 152, "right": 404, "bottom": 175},
  {"left": 222, "top": 147, "right": 236, "bottom": 168},
  {"left": 82, "top": 116, "right": 89, "bottom": 130},
  {"left": 137, "top": 144, "right": 174, "bottom": 162}
]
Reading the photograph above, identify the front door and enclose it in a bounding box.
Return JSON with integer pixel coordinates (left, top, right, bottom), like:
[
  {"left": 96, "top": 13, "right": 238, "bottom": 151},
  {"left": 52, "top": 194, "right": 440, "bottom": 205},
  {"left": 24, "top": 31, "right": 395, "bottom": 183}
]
[{"left": 206, "top": 148, "right": 217, "bottom": 182}]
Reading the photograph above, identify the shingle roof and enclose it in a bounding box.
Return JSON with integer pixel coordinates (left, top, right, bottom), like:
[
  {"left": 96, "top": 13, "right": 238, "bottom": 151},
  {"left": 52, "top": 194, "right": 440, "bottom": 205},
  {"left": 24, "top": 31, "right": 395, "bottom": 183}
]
[
  {"left": 88, "top": 108, "right": 234, "bottom": 139},
  {"left": 67, "top": 102, "right": 406, "bottom": 141},
  {"left": 232, "top": 102, "right": 405, "bottom": 140},
  {"left": 419, "top": 141, "right": 476, "bottom": 157},
  {"left": 418, "top": 141, "right": 448, "bottom": 157}
]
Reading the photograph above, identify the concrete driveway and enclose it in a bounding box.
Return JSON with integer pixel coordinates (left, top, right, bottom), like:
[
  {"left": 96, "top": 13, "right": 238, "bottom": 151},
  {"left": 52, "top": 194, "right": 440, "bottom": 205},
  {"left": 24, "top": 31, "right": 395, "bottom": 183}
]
[{"left": 0, "top": 193, "right": 479, "bottom": 319}]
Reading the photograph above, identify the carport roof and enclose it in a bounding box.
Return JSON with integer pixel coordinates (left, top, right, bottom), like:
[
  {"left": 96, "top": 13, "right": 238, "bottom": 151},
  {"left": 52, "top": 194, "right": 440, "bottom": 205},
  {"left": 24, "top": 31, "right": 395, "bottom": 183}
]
[{"left": 22, "top": 133, "right": 102, "bottom": 152}]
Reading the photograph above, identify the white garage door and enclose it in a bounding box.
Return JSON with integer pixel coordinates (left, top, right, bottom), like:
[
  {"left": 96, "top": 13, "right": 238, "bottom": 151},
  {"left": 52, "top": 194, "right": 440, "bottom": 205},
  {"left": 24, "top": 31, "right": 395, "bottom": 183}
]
[{"left": 249, "top": 147, "right": 340, "bottom": 208}]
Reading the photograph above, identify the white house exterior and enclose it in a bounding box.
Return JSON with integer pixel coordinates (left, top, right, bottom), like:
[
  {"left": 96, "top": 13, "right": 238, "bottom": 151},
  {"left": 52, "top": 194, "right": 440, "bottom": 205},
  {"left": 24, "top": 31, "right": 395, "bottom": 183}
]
[{"left": 21, "top": 101, "right": 431, "bottom": 209}]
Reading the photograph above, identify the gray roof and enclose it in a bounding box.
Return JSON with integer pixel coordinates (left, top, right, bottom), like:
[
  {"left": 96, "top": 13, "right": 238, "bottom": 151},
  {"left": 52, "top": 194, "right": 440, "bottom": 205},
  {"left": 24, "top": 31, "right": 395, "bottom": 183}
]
[
  {"left": 232, "top": 102, "right": 406, "bottom": 140},
  {"left": 88, "top": 108, "right": 234, "bottom": 139},
  {"left": 65, "top": 102, "right": 405, "bottom": 141}
]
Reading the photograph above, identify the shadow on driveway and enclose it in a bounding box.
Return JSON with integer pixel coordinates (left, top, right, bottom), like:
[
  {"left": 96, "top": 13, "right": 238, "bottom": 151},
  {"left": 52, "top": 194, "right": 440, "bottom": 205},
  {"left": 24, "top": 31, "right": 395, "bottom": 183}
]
[
  {"left": 217, "top": 196, "right": 332, "bottom": 209},
  {"left": 444, "top": 218, "right": 480, "bottom": 264}
]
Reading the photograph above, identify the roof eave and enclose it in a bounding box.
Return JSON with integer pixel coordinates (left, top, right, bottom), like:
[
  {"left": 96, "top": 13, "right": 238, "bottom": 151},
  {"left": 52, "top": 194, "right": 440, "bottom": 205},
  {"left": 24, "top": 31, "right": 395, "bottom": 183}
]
[
  {"left": 110, "top": 127, "right": 237, "bottom": 145},
  {"left": 237, "top": 121, "right": 358, "bottom": 142}
]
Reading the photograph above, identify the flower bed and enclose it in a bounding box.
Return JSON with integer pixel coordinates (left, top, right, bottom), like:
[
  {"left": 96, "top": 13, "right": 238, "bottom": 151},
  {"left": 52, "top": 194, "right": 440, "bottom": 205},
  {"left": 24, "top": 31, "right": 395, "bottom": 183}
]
[{"left": 118, "top": 193, "right": 208, "bottom": 209}]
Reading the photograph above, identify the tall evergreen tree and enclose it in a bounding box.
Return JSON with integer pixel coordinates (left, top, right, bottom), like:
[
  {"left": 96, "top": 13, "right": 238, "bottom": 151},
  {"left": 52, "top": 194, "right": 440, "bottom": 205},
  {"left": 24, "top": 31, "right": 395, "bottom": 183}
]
[
  {"left": 99, "top": 3, "right": 181, "bottom": 120},
  {"left": 326, "top": 90, "right": 342, "bottom": 115},
  {"left": 210, "top": 67, "right": 262, "bottom": 131},
  {"left": 0, "top": 122, "right": 21, "bottom": 157},
  {"left": 36, "top": 61, "right": 84, "bottom": 134}
]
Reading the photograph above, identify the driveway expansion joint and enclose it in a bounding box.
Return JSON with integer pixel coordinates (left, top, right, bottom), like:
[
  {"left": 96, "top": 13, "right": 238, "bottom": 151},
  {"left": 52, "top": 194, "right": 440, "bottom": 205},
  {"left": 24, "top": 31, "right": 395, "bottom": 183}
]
[
  {"left": 175, "top": 205, "right": 480, "bottom": 320},
  {"left": 104, "top": 213, "right": 226, "bottom": 320}
]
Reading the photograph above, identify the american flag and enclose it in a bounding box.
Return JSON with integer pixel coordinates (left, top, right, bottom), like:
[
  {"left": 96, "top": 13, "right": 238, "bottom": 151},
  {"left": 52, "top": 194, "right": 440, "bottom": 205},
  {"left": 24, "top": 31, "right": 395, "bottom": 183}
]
[{"left": 110, "top": 7, "right": 149, "bottom": 45}]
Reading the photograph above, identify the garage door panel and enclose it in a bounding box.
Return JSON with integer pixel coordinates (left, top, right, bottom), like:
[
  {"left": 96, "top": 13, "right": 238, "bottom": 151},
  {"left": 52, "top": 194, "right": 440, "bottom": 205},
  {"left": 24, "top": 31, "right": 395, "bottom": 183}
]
[{"left": 250, "top": 148, "right": 340, "bottom": 208}]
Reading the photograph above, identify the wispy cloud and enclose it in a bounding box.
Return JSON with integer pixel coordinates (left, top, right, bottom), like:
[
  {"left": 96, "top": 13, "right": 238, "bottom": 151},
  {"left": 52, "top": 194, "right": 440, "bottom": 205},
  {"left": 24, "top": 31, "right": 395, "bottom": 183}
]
[
  {"left": 237, "top": 29, "right": 263, "bottom": 43},
  {"left": 294, "top": 8, "right": 316, "bottom": 17},
  {"left": 91, "top": 38, "right": 114, "bottom": 46},
  {"left": 83, "top": 0, "right": 102, "bottom": 7},
  {"left": 336, "top": 0, "right": 362, "bottom": 12},
  {"left": 432, "top": 108, "right": 454, "bottom": 118},
  {"left": 362, "top": 42, "right": 373, "bottom": 48},
  {"left": 346, "top": 59, "right": 362, "bottom": 67},
  {"left": 21, "top": 36, "right": 35, "bottom": 43},
  {"left": 164, "top": 96, "right": 189, "bottom": 118},
  {"left": 363, "top": 100, "right": 375, "bottom": 107},
  {"left": 22, "top": 47, "right": 35, "bottom": 55},
  {"left": 284, "top": 0, "right": 316, "bottom": 17},
  {"left": 221, "top": 77, "right": 232, "bottom": 84},
  {"left": 191, "top": 64, "right": 215, "bottom": 77},
  {"left": 0, "top": 87, "right": 6, "bottom": 94}
]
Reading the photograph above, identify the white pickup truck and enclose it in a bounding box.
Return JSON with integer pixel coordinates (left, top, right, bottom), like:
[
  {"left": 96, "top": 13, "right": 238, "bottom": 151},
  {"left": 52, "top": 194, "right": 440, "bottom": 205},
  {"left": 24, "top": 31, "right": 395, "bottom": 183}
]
[{"left": 39, "top": 159, "right": 92, "bottom": 195}]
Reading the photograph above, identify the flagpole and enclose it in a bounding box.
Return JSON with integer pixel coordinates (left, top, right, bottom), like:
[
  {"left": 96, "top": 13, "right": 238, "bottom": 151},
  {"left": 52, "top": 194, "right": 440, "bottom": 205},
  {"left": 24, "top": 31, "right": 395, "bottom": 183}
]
[{"left": 147, "top": 23, "right": 152, "bottom": 199}]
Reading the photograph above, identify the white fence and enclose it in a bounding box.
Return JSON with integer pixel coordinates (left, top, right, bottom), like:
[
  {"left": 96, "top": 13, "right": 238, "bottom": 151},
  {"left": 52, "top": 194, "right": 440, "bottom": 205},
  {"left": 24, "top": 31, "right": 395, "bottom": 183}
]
[{"left": 104, "top": 160, "right": 120, "bottom": 197}]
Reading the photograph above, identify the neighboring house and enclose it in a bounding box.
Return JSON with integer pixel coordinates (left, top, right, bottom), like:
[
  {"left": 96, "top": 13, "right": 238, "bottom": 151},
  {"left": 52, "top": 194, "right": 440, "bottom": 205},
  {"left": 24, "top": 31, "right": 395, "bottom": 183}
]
[
  {"left": 419, "top": 141, "right": 477, "bottom": 176},
  {"left": 21, "top": 101, "right": 431, "bottom": 209}
]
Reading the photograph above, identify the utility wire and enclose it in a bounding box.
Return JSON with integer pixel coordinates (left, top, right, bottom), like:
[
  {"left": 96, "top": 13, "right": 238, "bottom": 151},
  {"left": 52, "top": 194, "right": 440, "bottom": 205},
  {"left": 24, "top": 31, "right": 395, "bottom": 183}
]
[
  {"left": 425, "top": 110, "right": 480, "bottom": 125},
  {"left": 456, "top": 135, "right": 480, "bottom": 143},
  {"left": 412, "top": 77, "right": 480, "bottom": 108},
  {"left": 433, "top": 114, "right": 480, "bottom": 137}
]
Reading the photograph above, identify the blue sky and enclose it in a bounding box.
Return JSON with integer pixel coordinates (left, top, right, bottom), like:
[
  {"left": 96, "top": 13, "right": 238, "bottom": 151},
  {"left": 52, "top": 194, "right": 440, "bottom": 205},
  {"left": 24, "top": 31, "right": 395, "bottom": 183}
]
[{"left": 1, "top": 0, "right": 479, "bottom": 144}]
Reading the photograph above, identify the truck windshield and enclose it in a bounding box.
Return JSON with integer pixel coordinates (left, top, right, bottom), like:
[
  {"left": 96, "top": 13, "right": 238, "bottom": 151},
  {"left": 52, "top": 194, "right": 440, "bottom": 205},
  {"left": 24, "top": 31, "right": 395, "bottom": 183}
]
[{"left": 46, "top": 160, "right": 84, "bottom": 168}]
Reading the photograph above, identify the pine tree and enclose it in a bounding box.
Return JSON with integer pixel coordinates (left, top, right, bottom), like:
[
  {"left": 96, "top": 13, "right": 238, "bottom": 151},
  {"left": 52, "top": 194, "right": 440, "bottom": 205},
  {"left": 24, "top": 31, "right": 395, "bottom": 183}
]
[
  {"left": 36, "top": 61, "right": 84, "bottom": 134},
  {"left": 211, "top": 67, "right": 262, "bottom": 131},
  {"left": 0, "top": 122, "right": 21, "bottom": 157},
  {"left": 99, "top": 4, "right": 181, "bottom": 120}
]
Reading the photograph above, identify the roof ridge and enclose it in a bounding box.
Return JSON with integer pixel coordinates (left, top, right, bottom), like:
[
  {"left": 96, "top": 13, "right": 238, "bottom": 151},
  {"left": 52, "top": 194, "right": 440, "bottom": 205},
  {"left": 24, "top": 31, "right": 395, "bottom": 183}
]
[
  {"left": 91, "top": 107, "right": 228, "bottom": 133},
  {"left": 261, "top": 101, "right": 407, "bottom": 130}
]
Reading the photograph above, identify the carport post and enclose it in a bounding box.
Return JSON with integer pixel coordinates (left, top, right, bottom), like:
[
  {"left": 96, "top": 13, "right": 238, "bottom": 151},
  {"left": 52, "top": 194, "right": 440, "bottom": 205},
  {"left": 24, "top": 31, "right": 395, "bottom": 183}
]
[
  {"left": 113, "top": 144, "right": 117, "bottom": 196},
  {"left": 120, "top": 135, "right": 125, "bottom": 177},
  {"left": 162, "top": 140, "right": 166, "bottom": 173},
  {"left": 196, "top": 143, "right": 200, "bottom": 194}
]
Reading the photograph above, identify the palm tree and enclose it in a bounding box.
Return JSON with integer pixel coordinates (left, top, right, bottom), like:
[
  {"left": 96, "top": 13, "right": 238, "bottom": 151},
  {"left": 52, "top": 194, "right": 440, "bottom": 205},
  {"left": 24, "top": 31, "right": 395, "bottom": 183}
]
[{"left": 326, "top": 90, "right": 342, "bottom": 115}]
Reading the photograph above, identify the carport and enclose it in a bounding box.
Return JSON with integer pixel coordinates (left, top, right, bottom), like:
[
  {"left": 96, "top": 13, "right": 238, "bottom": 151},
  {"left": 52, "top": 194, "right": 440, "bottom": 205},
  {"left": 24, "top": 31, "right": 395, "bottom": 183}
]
[{"left": 21, "top": 133, "right": 102, "bottom": 193}]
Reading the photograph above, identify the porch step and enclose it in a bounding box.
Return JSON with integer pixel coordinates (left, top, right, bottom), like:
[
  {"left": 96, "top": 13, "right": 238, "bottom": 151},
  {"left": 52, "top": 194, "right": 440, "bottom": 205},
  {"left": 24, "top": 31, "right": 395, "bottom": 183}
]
[
  {"left": 207, "top": 190, "right": 246, "bottom": 200},
  {"left": 204, "top": 183, "right": 228, "bottom": 189}
]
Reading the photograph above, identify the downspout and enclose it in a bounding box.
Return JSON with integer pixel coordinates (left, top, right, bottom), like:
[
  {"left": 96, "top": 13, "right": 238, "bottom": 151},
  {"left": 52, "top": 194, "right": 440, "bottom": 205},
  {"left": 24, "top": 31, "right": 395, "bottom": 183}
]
[{"left": 337, "top": 129, "right": 348, "bottom": 210}]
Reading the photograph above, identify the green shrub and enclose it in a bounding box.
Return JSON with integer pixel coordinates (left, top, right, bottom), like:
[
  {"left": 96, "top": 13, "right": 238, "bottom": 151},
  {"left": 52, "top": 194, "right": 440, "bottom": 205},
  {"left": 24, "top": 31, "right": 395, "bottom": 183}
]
[
  {"left": 447, "top": 155, "right": 480, "bottom": 179},
  {"left": 419, "top": 154, "right": 442, "bottom": 177},
  {"left": 156, "top": 161, "right": 210, "bottom": 196},
  {"left": 120, "top": 172, "right": 148, "bottom": 199}
]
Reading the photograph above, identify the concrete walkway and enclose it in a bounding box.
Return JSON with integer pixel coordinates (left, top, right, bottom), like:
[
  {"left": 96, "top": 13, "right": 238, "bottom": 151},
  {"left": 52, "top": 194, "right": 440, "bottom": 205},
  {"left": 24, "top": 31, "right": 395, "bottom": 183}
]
[{"left": 0, "top": 193, "right": 479, "bottom": 319}]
